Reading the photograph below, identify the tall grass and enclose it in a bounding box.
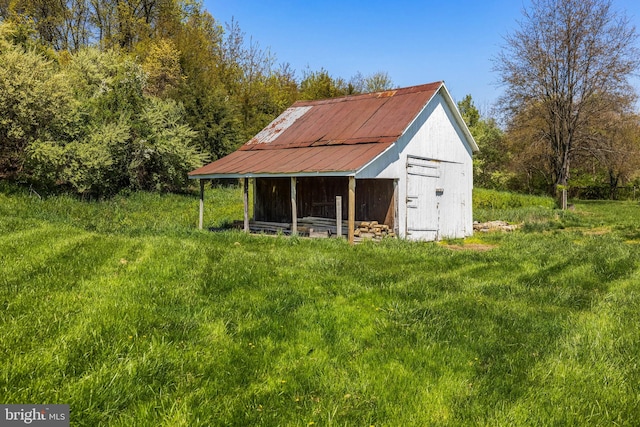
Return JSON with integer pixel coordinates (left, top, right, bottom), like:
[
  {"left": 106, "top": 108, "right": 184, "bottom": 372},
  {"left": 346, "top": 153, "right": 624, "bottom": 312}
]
[
  {"left": 0, "top": 183, "right": 243, "bottom": 236},
  {"left": 2, "top": 185, "right": 640, "bottom": 425},
  {"left": 473, "top": 188, "right": 580, "bottom": 230},
  {"left": 473, "top": 188, "right": 555, "bottom": 210}
]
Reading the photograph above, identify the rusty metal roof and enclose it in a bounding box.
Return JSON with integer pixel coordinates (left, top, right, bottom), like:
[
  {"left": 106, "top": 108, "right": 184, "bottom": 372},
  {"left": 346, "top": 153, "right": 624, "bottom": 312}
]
[
  {"left": 190, "top": 82, "right": 444, "bottom": 178},
  {"left": 189, "top": 143, "right": 394, "bottom": 177}
]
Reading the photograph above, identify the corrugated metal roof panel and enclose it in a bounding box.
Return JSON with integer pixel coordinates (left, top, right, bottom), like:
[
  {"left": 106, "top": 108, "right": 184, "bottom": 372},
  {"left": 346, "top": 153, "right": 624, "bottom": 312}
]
[
  {"left": 189, "top": 143, "right": 393, "bottom": 177},
  {"left": 246, "top": 106, "right": 312, "bottom": 146},
  {"left": 191, "top": 82, "right": 445, "bottom": 177},
  {"left": 238, "top": 81, "right": 442, "bottom": 151}
]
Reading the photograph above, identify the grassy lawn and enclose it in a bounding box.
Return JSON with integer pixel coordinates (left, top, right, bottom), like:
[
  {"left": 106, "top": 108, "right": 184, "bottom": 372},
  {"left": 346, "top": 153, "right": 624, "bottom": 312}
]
[{"left": 2, "top": 185, "right": 640, "bottom": 425}]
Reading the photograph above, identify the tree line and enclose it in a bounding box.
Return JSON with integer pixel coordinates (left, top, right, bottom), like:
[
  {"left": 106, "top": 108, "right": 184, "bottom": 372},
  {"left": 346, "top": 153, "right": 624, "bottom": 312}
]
[
  {"left": 0, "top": 0, "right": 392, "bottom": 196},
  {"left": 465, "top": 0, "right": 640, "bottom": 204},
  {"left": 1, "top": 0, "right": 639, "bottom": 202}
]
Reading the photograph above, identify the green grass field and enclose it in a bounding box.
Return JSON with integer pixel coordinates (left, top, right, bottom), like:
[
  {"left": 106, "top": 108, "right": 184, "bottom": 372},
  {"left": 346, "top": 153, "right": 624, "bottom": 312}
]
[{"left": 2, "top": 185, "right": 640, "bottom": 426}]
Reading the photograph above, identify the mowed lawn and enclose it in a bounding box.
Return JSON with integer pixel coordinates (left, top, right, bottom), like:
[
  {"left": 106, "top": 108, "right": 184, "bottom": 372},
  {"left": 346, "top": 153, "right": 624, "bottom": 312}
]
[{"left": 2, "top": 186, "right": 640, "bottom": 426}]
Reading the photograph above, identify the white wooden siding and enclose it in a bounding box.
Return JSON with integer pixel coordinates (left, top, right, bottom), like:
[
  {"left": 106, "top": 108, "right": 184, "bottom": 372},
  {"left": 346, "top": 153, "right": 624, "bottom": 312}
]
[
  {"left": 406, "top": 156, "right": 440, "bottom": 240},
  {"left": 358, "top": 89, "right": 475, "bottom": 241}
]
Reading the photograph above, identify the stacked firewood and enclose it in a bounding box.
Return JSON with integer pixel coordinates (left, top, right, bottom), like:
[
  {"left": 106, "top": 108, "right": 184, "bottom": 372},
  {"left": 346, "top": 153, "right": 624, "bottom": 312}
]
[{"left": 354, "top": 221, "right": 396, "bottom": 241}]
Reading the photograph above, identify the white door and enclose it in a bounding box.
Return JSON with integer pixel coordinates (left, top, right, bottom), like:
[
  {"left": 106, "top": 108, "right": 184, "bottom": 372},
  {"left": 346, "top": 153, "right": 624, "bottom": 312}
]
[{"left": 406, "top": 156, "right": 441, "bottom": 240}]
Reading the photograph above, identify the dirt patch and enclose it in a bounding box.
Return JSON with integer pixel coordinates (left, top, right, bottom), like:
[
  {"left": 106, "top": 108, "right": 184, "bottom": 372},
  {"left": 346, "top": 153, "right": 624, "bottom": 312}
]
[{"left": 442, "top": 243, "right": 497, "bottom": 252}]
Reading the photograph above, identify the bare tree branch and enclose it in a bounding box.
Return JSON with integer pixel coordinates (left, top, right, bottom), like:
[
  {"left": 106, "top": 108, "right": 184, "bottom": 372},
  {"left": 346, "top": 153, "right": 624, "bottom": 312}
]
[{"left": 494, "top": 0, "right": 640, "bottom": 205}]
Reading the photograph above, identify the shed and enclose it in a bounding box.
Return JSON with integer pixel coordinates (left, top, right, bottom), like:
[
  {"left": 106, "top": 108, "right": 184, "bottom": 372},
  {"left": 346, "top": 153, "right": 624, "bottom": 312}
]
[{"left": 189, "top": 81, "right": 478, "bottom": 242}]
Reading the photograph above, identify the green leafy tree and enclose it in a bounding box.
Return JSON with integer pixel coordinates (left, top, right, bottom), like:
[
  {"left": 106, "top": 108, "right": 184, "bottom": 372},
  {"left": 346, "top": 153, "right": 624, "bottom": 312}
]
[
  {"left": 26, "top": 47, "right": 139, "bottom": 193},
  {"left": 168, "top": 8, "right": 244, "bottom": 159},
  {"left": 299, "top": 68, "right": 348, "bottom": 100},
  {"left": 458, "top": 95, "right": 511, "bottom": 189},
  {"left": 0, "top": 0, "right": 65, "bottom": 48},
  {"left": 0, "top": 26, "right": 75, "bottom": 179},
  {"left": 1, "top": 0, "right": 400, "bottom": 193},
  {"left": 139, "top": 38, "right": 183, "bottom": 98},
  {"left": 129, "top": 98, "right": 207, "bottom": 191},
  {"left": 26, "top": 47, "right": 206, "bottom": 195},
  {"left": 28, "top": 121, "right": 129, "bottom": 194},
  {"left": 457, "top": 94, "right": 480, "bottom": 128}
]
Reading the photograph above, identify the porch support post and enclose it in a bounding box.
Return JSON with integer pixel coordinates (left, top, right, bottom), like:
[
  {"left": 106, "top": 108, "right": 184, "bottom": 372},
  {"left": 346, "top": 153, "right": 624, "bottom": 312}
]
[
  {"left": 393, "top": 179, "right": 399, "bottom": 235},
  {"left": 291, "top": 177, "right": 298, "bottom": 236},
  {"left": 336, "top": 196, "right": 342, "bottom": 237},
  {"left": 348, "top": 176, "right": 356, "bottom": 244},
  {"left": 243, "top": 177, "right": 249, "bottom": 233},
  {"left": 198, "top": 179, "right": 205, "bottom": 230}
]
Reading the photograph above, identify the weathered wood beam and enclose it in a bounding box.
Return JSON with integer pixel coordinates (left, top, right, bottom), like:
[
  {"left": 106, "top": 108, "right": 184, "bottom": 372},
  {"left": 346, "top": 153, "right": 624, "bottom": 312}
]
[
  {"left": 291, "top": 177, "right": 298, "bottom": 236},
  {"left": 199, "top": 179, "right": 205, "bottom": 230},
  {"left": 243, "top": 178, "right": 249, "bottom": 232},
  {"left": 393, "top": 179, "right": 399, "bottom": 235},
  {"left": 348, "top": 176, "right": 356, "bottom": 244},
  {"left": 336, "top": 195, "right": 342, "bottom": 237}
]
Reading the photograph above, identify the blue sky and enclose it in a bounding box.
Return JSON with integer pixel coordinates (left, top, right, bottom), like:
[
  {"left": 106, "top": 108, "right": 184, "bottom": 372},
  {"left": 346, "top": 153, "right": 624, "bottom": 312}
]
[{"left": 203, "top": 0, "right": 640, "bottom": 114}]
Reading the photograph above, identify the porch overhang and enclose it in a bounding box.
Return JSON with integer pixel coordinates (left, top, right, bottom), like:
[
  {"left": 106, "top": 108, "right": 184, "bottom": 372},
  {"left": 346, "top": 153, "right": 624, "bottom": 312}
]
[
  {"left": 188, "top": 142, "right": 394, "bottom": 180},
  {"left": 188, "top": 171, "right": 356, "bottom": 180}
]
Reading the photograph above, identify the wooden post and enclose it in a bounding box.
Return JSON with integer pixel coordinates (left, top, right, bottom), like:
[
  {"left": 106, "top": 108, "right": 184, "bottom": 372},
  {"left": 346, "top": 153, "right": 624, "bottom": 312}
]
[
  {"left": 348, "top": 176, "right": 356, "bottom": 244},
  {"left": 251, "top": 178, "right": 256, "bottom": 220},
  {"left": 393, "top": 179, "right": 399, "bottom": 235},
  {"left": 199, "top": 179, "right": 205, "bottom": 230},
  {"left": 336, "top": 196, "right": 342, "bottom": 237},
  {"left": 243, "top": 177, "right": 249, "bottom": 233},
  {"left": 291, "top": 177, "right": 297, "bottom": 236}
]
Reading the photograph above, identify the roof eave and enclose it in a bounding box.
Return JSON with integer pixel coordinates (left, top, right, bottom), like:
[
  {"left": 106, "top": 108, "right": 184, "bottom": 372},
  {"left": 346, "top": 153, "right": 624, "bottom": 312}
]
[
  {"left": 188, "top": 170, "right": 357, "bottom": 179},
  {"left": 438, "top": 83, "right": 479, "bottom": 153},
  {"left": 354, "top": 142, "right": 397, "bottom": 177}
]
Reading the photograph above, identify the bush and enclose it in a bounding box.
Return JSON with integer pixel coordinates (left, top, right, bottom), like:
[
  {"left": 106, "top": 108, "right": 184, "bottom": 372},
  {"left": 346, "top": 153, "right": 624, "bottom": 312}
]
[
  {"left": 22, "top": 48, "right": 207, "bottom": 196},
  {"left": 473, "top": 188, "right": 555, "bottom": 210}
]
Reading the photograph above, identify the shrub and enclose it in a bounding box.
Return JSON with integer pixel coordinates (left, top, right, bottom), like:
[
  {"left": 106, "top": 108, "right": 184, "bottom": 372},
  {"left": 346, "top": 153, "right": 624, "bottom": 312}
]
[{"left": 473, "top": 188, "right": 555, "bottom": 210}]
